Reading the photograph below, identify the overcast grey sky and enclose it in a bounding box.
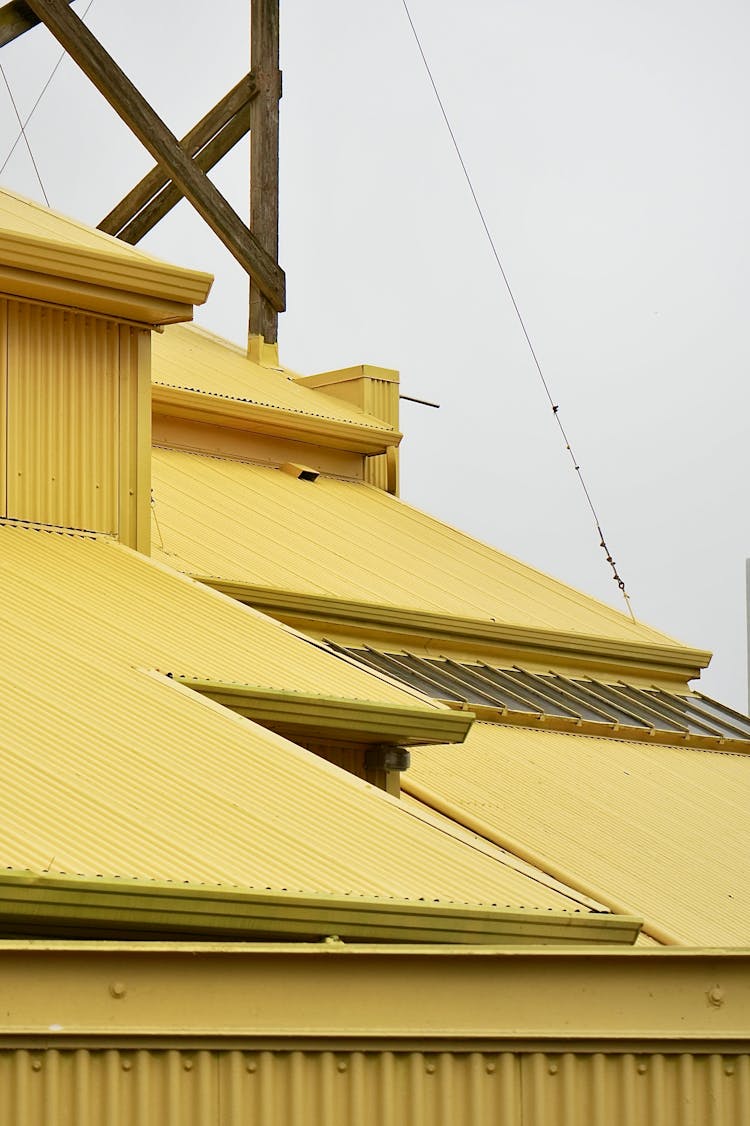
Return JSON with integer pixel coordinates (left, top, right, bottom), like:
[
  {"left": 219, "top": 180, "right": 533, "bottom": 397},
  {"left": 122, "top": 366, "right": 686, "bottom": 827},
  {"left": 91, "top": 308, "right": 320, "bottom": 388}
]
[{"left": 2, "top": 0, "right": 748, "bottom": 707}]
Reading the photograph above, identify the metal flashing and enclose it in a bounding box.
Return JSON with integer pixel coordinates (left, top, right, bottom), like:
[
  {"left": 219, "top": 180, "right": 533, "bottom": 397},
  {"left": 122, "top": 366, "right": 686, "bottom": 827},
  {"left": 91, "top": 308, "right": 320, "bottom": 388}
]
[{"left": 179, "top": 678, "right": 474, "bottom": 746}]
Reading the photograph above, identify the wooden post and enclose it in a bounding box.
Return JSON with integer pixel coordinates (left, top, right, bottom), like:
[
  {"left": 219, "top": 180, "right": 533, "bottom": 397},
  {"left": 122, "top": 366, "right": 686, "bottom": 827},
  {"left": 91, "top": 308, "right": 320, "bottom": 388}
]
[
  {"left": 23, "top": 0, "right": 285, "bottom": 312},
  {"left": 249, "top": 0, "right": 281, "bottom": 344}
]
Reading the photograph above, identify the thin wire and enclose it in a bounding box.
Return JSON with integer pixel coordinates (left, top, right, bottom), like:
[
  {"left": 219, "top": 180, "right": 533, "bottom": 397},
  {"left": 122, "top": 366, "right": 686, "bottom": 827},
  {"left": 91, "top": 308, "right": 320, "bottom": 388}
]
[
  {"left": 400, "top": 0, "right": 636, "bottom": 621},
  {"left": 0, "top": 62, "right": 49, "bottom": 205},
  {"left": 0, "top": 0, "right": 98, "bottom": 179}
]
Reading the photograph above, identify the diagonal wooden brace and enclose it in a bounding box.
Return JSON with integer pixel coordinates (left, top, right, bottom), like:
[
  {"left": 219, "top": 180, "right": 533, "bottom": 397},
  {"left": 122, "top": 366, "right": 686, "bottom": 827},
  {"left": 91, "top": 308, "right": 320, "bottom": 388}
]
[
  {"left": 99, "top": 73, "right": 258, "bottom": 242},
  {"left": 24, "top": 0, "right": 285, "bottom": 311},
  {"left": 0, "top": 0, "right": 72, "bottom": 48}
]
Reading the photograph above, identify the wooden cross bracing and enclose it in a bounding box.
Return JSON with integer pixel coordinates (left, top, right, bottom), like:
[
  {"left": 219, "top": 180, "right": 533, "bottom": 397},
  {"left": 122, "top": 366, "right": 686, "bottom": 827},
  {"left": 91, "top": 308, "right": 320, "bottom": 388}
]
[{"left": 0, "top": 0, "right": 282, "bottom": 342}]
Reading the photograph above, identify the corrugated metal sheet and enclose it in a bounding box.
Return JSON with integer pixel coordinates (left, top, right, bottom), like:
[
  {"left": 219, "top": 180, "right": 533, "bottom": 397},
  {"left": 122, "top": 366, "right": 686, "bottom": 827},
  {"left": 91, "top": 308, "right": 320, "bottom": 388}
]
[
  {"left": 0, "top": 521, "right": 439, "bottom": 705},
  {"left": 406, "top": 722, "right": 750, "bottom": 945},
  {"left": 150, "top": 447, "right": 681, "bottom": 648},
  {"left": 0, "top": 1047, "right": 746, "bottom": 1126},
  {"left": 153, "top": 324, "right": 396, "bottom": 431},
  {"left": 7, "top": 301, "right": 119, "bottom": 532},
  {"left": 0, "top": 521, "right": 595, "bottom": 911}
]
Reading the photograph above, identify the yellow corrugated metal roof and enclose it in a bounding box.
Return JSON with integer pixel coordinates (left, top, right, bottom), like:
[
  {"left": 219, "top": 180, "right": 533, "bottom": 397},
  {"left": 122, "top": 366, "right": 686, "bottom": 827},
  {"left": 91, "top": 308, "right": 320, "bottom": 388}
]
[
  {"left": 0, "top": 187, "right": 211, "bottom": 312},
  {"left": 405, "top": 721, "right": 750, "bottom": 945},
  {"left": 150, "top": 448, "right": 691, "bottom": 653},
  {"left": 0, "top": 522, "right": 439, "bottom": 707},
  {"left": 152, "top": 324, "right": 398, "bottom": 432},
  {"left": 0, "top": 525, "right": 599, "bottom": 914}
]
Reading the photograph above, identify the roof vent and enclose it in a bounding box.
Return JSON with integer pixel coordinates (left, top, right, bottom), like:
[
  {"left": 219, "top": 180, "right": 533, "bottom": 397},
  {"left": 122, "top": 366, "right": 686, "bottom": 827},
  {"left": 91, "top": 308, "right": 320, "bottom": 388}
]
[{"left": 281, "top": 462, "right": 319, "bottom": 482}]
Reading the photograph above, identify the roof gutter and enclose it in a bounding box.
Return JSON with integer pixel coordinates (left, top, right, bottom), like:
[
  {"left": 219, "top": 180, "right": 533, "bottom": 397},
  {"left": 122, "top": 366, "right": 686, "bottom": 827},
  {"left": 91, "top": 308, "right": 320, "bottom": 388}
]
[
  {"left": 198, "top": 582, "right": 712, "bottom": 682},
  {"left": 0, "top": 870, "right": 641, "bottom": 945},
  {"left": 176, "top": 677, "right": 474, "bottom": 746},
  {"left": 151, "top": 384, "right": 402, "bottom": 454}
]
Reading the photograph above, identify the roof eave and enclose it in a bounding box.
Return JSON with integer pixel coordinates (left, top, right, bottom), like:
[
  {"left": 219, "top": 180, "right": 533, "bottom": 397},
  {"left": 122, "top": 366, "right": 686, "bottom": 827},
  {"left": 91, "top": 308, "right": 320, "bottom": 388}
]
[
  {"left": 0, "top": 871, "right": 640, "bottom": 945},
  {"left": 151, "top": 383, "right": 402, "bottom": 452},
  {"left": 198, "top": 581, "right": 712, "bottom": 682},
  {"left": 177, "top": 677, "right": 474, "bottom": 746}
]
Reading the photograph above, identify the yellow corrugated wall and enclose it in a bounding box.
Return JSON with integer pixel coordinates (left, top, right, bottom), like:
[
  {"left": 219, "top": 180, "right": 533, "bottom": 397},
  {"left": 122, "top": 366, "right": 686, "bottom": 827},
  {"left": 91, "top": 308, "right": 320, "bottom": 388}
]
[
  {"left": 0, "top": 300, "right": 6, "bottom": 517},
  {"left": 0, "top": 1047, "right": 746, "bottom": 1125},
  {"left": 3, "top": 300, "right": 148, "bottom": 545},
  {"left": 361, "top": 376, "right": 399, "bottom": 494}
]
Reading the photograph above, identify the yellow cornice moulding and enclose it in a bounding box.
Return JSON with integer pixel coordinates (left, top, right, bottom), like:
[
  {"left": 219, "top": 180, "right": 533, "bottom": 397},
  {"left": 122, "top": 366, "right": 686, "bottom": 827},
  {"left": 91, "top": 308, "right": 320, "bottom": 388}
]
[
  {"left": 177, "top": 677, "right": 474, "bottom": 747},
  {"left": 151, "top": 384, "right": 403, "bottom": 453},
  {"left": 200, "top": 581, "right": 712, "bottom": 682}
]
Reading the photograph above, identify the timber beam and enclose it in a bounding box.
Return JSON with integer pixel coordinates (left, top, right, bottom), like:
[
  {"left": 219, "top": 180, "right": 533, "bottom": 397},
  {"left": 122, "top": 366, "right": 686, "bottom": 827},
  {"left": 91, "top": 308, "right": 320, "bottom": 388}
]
[
  {"left": 99, "top": 73, "right": 259, "bottom": 244},
  {"left": 23, "top": 0, "right": 285, "bottom": 311},
  {"left": 0, "top": 0, "right": 71, "bottom": 48}
]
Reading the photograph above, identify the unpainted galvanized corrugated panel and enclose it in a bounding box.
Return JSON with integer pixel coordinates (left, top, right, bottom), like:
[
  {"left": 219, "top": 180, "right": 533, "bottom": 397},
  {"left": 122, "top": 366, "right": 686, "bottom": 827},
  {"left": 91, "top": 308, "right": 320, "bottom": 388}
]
[
  {"left": 0, "top": 522, "right": 594, "bottom": 911},
  {"left": 150, "top": 447, "right": 682, "bottom": 649},
  {"left": 153, "top": 324, "right": 396, "bottom": 431},
  {"left": 0, "top": 1048, "right": 746, "bottom": 1126},
  {"left": 407, "top": 722, "right": 750, "bottom": 946},
  {"left": 7, "top": 301, "right": 119, "bottom": 532}
]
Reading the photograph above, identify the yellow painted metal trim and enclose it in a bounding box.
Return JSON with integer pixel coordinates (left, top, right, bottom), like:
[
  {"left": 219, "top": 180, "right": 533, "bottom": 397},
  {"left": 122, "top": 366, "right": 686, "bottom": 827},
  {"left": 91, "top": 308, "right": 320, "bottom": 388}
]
[
  {"left": 201, "top": 582, "right": 712, "bottom": 680},
  {"left": 298, "top": 363, "right": 401, "bottom": 388},
  {"left": 0, "top": 942, "right": 747, "bottom": 1042},
  {"left": 0, "top": 871, "right": 637, "bottom": 945},
  {"left": 403, "top": 775, "right": 682, "bottom": 946},
  {"left": 0, "top": 298, "right": 5, "bottom": 518},
  {"left": 151, "top": 384, "right": 402, "bottom": 453},
  {"left": 0, "top": 227, "right": 212, "bottom": 305},
  {"left": 0, "top": 268, "right": 195, "bottom": 325},
  {"left": 440, "top": 702, "right": 750, "bottom": 754},
  {"left": 177, "top": 677, "right": 474, "bottom": 746}
]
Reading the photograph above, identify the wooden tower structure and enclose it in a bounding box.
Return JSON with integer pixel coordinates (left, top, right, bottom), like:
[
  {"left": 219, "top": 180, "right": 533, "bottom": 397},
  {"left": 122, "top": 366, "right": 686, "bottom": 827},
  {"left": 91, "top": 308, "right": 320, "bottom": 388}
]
[{"left": 0, "top": 0, "right": 283, "bottom": 343}]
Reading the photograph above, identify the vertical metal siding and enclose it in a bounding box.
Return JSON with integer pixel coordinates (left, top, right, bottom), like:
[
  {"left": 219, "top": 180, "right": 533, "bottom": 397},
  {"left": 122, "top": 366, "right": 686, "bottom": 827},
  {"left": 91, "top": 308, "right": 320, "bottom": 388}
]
[
  {"left": 0, "top": 299, "right": 6, "bottom": 517},
  {"left": 7, "top": 300, "right": 119, "bottom": 532},
  {"left": 362, "top": 377, "right": 399, "bottom": 495},
  {"left": 117, "top": 323, "right": 151, "bottom": 551},
  {"left": 0, "top": 1048, "right": 747, "bottom": 1126}
]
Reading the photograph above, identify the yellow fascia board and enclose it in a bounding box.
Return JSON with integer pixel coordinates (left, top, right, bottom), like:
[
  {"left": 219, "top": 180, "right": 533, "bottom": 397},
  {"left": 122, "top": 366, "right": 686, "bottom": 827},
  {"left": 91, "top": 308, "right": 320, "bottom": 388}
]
[
  {"left": 0, "top": 870, "right": 640, "bottom": 945},
  {"left": 201, "top": 582, "right": 712, "bottom": 681},
  {"left": 151, "top": 384, "right": 402, "bottom": 453},
  {"left": 177, "top": 678, "right": 474, "bottom": 746},
  {"left": 0, "top": 228, "right": 212, "bottom": 323}
]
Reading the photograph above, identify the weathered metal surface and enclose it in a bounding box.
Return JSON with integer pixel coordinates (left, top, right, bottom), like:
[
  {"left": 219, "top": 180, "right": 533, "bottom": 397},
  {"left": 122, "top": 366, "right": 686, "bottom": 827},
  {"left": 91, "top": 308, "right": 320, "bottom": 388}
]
[
  {"left": 0, "top": 1046, "right": 748, "bottom": 1126},
  {"left": 0, "top": 944, "right": 749, "bottom": 1124}
]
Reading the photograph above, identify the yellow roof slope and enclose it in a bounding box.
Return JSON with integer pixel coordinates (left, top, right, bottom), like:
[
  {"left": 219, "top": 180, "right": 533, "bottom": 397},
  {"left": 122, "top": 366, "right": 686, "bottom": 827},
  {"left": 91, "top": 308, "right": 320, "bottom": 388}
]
[
  {"left": 151, "top": 448, "right": 689, "bottom": 653},
  {"left": 153, "top": 324, "right": 398, "bottom": 432},
  {"left": 0, "top": 525, "right": 599, "bottom": 913},
  {"left": 0, "top": 522, "right": 438, "bottom": 707},
  {"left": 406, "top": 722, "right": 750, "bottom": 945},
  {"left": 0, "top": 187, "right": 211, "bottom": 308}
]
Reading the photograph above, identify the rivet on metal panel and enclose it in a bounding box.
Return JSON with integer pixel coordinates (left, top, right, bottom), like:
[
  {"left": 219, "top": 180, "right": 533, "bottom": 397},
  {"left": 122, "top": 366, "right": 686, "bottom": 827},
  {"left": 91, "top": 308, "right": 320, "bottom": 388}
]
[
  {"left": 184, "top": 1059, "right": 194, "bottom": 1071},
  {"left": 122, "top": 1058, "right": 132, "bottom": 1071},
  {"left": 31, "top": 1059, "right": 42, "bottom": 1071},
  {"left": 337, "top": 1060, "right": 348, "bottom": 1072},
  {"left": 548, "top": 1062, "right": 558, "bottom": 1075},
  {"left": 425, "top": 1062, "right": 436, "bottom": 1074},
  {"left": 486, "top": 1061, "right": 496, "bottom": 1074},
  {"left": 246, "top": 1059, "right": 257, "bottom": 1073},
  {"left": 708, "top": 986, "right": 725, "bottom": 1007},
  {"left": 109, "top": 981, "right": 127, "bottom": 999},
  {"left": 725, "top": 1063, "right": 735, "bottom": 1076},
  {"left": 637, "top": 1061, "right": 648, "bottom": 1074}
]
